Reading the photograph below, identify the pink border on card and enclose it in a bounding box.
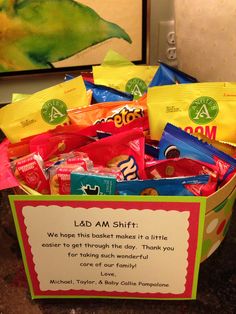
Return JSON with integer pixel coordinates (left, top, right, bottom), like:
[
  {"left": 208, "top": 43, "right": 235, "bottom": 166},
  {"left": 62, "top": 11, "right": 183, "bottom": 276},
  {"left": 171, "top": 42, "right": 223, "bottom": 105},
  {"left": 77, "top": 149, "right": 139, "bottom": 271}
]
[{"left": 14, "top": 199, "right": 201, "bottom": 299}]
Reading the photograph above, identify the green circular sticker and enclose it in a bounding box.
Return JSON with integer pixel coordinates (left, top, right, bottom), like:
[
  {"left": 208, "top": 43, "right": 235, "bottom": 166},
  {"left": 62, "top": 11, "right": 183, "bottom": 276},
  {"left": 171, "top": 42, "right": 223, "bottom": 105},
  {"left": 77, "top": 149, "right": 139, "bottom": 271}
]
[
  {"left": 125, "top": 78, "right": 147, "bottom": 99},
  {"left": 189, "top": 96, "right": 219, "bottom": 125},
  {"left": 41, "top": 99, "right": 68, "bottom": 125}
]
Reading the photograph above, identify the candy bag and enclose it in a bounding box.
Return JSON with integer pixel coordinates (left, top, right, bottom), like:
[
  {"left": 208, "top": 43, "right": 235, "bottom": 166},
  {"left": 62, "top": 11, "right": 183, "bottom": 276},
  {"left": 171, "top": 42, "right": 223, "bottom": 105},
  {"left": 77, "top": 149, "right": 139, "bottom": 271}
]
[
  {"left": 93, "top": 65, "right": 158, "bottom": 100},
  {"left": 149, "top": 62, "right": 198, "bottom": 87},
  {"left": 117, "top": 174, "right": 215, "bottom": 196},
  {"left": 0, "top": 76, "right": 88, "bottom": 143},
  {"left": 145, "top": 158, "right": 218, "bottom": 183},
  {"left": 14, "top": 153, "right": 50, "bottom": 194},
  {"left": 147, "top": 82, "right": 236, "bottom": 144},
  {"left": 192, "top": 132, "right": 236, "bottom": 158},
  {"left": 80, "top": 128, "right": 146, "bottom": 180},
  {"left": 29, "top": 124, "right": 95, "bottom": 161},
  {"left": 8, "top": 138, "right": 31, "bottom": 160},
  {"left": 68, "top": 96, "right": 147, "bottom": 129},
  {"left": 93, "top": 50, "right": 157, "bottom": 99},
  {"left": 71, "top": 167, "right": 118, "bottom": 195},
  {"left": 49, "top": 162, "right": 84, "bottom": 195},
  {"left": 65, "top": 74, "right": 133, "bottom": 103},
  {"left": 84, "top": 80, "right": 133, "bottom": 103},
  {"left": 158, "top": 123, "right": 236, "bottom": 184}
]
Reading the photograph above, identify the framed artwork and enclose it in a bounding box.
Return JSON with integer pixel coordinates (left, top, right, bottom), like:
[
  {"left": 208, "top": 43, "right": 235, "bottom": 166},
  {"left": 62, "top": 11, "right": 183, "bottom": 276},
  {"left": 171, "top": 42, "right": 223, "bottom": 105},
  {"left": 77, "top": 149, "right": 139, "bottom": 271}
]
[{"left": 0, "top": 0, "right": 149, "bottom": 76}]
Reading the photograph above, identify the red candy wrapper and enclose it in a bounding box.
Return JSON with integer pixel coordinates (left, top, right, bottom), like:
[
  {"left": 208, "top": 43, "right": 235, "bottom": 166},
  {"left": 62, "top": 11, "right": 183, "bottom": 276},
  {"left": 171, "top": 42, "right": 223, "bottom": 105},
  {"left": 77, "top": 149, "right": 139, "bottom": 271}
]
[
  {"left": 57, "top": 166, "right": 84, "bottom": 195},
  {"left": 15, "top": 153, "right": 50, "bottom": 194},
  {"left": 145, "top": 157, "right": 218, "bottom": 195},
  {"left": 80, "top": 128, "right": 146, "bottom": 180},
  {"left": 145, "top": 158, "right": 218, "bottom": 180},
  {"left": 29, "top": 125, "right": 94, "bottom": 161},
  {"left": 66, "top": 152, "right": 93, "bottom": 171}
]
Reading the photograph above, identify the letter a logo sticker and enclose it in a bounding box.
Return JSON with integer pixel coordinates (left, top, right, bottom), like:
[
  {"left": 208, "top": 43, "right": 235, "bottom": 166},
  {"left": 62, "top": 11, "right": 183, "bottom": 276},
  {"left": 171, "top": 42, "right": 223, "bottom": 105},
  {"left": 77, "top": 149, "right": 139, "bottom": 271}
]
[
  {"left": 189, "top": 96, "right": 219, "bottom": 125},
  {"left": 41, "top": 99, "right": 68, "bottom": 125}
]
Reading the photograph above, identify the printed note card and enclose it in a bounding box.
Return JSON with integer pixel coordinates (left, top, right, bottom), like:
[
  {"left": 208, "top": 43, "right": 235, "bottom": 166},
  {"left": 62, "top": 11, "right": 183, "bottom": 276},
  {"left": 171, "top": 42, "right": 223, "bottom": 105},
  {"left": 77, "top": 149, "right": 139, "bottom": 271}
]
[{"left": 9, "top": 195, "right": 206, "bottom": 300}]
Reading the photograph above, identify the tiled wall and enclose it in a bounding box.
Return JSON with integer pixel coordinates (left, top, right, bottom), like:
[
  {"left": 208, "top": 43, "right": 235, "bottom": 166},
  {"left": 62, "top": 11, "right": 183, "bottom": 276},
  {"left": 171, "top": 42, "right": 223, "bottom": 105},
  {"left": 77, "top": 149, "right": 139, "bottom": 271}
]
[{"left": 175, "top": 0, "right": 236, "bottom": 82}]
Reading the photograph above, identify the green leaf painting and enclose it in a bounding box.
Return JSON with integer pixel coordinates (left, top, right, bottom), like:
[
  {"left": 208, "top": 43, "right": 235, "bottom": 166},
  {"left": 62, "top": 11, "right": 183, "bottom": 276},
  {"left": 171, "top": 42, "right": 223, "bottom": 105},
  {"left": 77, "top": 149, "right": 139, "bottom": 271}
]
[{"left": 0, "top": 0, "right": 132, "bottom": 71}]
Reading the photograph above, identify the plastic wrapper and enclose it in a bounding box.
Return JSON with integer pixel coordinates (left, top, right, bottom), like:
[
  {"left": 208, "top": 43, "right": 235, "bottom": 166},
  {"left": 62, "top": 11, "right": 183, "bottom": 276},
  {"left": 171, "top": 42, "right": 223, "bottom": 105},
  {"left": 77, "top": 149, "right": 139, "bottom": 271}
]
[
  {"left": 158, "top": 123, "right": 236, "bottom": 185},
  {"left": 68, "top": 96, "right": 147, "bottom": 129},
  {"left": 93, "top": 50, "right": 157, "bottom": 99},
  {"left": 80, "top": 128, "right": 146, "bottom": 180},
  {"left": 28, "top": 124, "right": 95, "bottom": 161},
  {"left": 0, "top": 76, "right": 88, "bottom": 143},
  {"left": 71, "top": 167, "right": 118, "bottom": 195},
  {"left": 14, "top": 153, "right": 50, "bottom": 194},
  {"left": 147, "top": 82, "right": 236, "bottom": 144},
  {"left": 117, "top": 174, "right": 215, "bottom": 196},
  {"left": 149, "top": 62, "right": 198, "bottom": 87},
  {"left": 65, "top": 74, "right": 133, "bottom": 103}
]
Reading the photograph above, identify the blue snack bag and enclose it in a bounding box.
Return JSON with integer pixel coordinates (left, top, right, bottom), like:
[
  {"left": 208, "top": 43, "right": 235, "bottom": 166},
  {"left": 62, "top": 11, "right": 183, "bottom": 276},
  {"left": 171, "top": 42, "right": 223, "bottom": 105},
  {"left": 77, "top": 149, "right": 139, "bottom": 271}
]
[
  {"left": 158, "top": 123, "right": 236, "bottom": 184},
  {"left": 149, "top": 62, "right": 198, "bottom": 87},
  {"left": 65, "top": 74, "right": 133, "bottom": 103},
  {"left": 117, "top": 175, "right": 214, "bottom": 196},
  {"left": 84, "top": 80, "right": 133, "bottom": 103}
]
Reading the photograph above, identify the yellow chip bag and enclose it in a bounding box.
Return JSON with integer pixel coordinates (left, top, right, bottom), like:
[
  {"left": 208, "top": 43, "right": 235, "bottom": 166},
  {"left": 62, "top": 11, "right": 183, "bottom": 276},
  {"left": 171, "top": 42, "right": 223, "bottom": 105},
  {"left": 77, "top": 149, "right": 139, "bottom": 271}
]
[
  {"left": 147, "top": 82, "right": 236, "bottom": 144},
  {"left": 0, "top": 76, "right": 88, "bottom": 143},
  {"left": 92, "top": 49, "right": 158, "bottom": 100},
  {"left": 93, "top": 65, "right": 158, "bottom": 100}
]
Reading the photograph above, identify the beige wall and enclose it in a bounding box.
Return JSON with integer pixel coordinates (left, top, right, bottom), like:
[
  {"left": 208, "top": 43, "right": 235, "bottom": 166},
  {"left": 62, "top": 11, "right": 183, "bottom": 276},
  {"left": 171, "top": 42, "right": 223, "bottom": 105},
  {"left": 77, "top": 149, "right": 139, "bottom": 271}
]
[{"left": 175, "top": 0, "right": 236, "bottom": 81}]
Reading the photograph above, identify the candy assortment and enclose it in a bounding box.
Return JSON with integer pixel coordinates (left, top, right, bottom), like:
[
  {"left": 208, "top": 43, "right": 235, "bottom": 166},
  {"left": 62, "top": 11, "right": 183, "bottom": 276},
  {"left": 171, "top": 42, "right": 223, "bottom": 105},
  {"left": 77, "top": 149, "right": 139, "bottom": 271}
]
[{"left": 0, "top": 52, "right": 235, "bottom": 196}]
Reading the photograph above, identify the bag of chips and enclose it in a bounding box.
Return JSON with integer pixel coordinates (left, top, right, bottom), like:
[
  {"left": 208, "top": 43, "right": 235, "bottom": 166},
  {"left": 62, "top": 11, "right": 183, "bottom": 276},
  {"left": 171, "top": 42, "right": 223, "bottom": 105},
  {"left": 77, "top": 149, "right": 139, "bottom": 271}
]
[
  {"left": 68, "top": 96, "right": 147, "bottom": 129},
  {"left": 0, "top": 76, "right": 88, "bottom": 143},
  {"left": 93, "top": 50, "right": 157, "bottom": 99},
  {"left": 158, "top": 123, "right": 236, "bottom": 185},
  {"left": 65, "top": 74, "right": 133, "bottom": 103},
  {"left": 147, "top": 82, "right": 236, "bottom": 144},
  {"left": 149, "top": 62, "right": 198, "bottom": 87}
]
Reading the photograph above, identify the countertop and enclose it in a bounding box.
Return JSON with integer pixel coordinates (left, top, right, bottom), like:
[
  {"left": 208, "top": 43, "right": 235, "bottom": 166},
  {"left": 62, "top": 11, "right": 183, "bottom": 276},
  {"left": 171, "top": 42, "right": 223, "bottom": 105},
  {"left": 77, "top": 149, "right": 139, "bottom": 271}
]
[{"left": 0, "top": 188, "right": 236, "bottom": 314}]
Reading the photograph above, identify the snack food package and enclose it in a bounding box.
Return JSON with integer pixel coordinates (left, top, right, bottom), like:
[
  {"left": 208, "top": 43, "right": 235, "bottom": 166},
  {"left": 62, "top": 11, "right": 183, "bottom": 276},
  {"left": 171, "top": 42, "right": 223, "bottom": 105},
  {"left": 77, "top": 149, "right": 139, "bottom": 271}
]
[
  {"left": 28, "top": 125, "right": 95, "bottom": 161},
  {"left": 149, "top": 62, "right": 198, "bottom": 87},
  {"left": 145, "top": 157, "right": 218, "bottom": 182},
  {"left": 49, "top": 163, "right": 84, "bottom": 195},
  {"left": 147, "top": 82, "right": 236, "bottom": 144},
  {"left": 68, "top": 96, "right": 147, "bottom": 129},
  {"left": 192, "top": 132, "right": 236, "bottom": 158},
  {"left": 158, "top": 123, "right": 236, "bottom": 184},
  {"left": 0, "top": 76, "right": 88, "bottom": 143},
  {"left": 116, "top": 174, "right": 215, "bottom": 196},
  {"left": 79, "top": 128, "right": 146, "bottom": 180},
  {"left": 65, "top": 74, "right": 133, "bottom": 103},
  {"left": 14, "top": 153, "right": 50, "bottom": 194},
  {"left": 93, "top": 65, "right": 158, "bottom": 100},
  {"left": 84, "top": 80, "right": 134, "bottom": 103},
  {"left": 92, "top": 50, "right": 157, "bottom": 100},
  {"left": 71, "top": 169, "right": 117, "bottom": 195}
]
